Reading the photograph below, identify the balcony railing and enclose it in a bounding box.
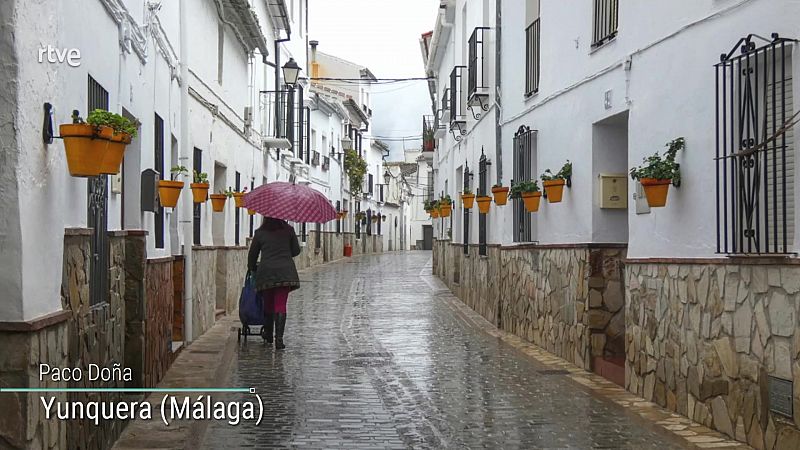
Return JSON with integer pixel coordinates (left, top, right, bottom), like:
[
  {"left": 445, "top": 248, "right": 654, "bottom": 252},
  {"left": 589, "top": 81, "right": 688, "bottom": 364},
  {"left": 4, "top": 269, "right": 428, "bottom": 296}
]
[
  {"left": 592, "top": 0, "right": 619, "bottom": 47},
  {"left": 468, "top": 27, "right": 490, "bottom": 113},
  {"left": 422, "top": 115, "right": 436, "bottom": 152},
  {"left": 311, "top": 150, "right": 320, "bottom": 166},
  {"left": 525, "top": 19, "right": 541, "bottom": 96},
  {"left": 449, "top": 66, "right": 467, "bottom": 140},
  {"left": 440, "top": 87, "right": 451, "bottom": 123},
  {"left": 322, "top": 155, "right": 330, "bottom": 171},
  {"left": 262, "top": 89, "right": 308, "bottom": 158}
]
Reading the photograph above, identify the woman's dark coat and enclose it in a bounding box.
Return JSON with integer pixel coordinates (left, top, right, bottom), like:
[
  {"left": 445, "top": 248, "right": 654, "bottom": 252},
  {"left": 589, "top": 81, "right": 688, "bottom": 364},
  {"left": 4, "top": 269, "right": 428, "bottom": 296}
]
[{"left": 247, "top": 225, "right": 302, "bottom": 292}]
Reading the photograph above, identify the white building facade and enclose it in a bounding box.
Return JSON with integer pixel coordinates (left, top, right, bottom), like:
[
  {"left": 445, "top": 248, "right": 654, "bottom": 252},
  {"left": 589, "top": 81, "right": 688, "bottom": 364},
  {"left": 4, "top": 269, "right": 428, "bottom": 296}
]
[{"left": 424, "top": 0, "right": 800, "bottom": 447}]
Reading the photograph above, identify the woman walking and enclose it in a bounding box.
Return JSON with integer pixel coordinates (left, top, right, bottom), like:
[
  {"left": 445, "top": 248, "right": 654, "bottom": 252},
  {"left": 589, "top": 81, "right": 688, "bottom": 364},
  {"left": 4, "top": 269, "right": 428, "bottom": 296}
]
[{"left": 247, "top": 217, "right": 301, "bottom": 349}]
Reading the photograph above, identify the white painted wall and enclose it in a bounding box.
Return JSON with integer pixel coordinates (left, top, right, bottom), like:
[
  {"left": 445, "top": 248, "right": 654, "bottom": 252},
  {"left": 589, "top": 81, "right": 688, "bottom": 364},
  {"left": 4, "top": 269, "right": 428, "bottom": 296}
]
[{"left": 427, "top": 0, "right": 800, "bottom": 259}]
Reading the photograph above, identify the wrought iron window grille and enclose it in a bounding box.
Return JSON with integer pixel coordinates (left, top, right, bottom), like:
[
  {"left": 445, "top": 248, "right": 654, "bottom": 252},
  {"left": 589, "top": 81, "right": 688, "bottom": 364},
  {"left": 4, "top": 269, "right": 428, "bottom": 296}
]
[
  {"left": 525, "top": 19, "right": 541, "bottom": 96},
  {"left": 478, "top": 149, "right": 490, "bottom": 256},
  {"left": 513, "top": 125, "right": 536, "bottom": 242},
  {"left": 468, "top": 27, "right": 491, "bottom": 118},
  {"left": 715, "top": 33, "right": 799, "bottom": 255},
  {"left": 464, "top": 162, "right": 472, "bottom": 254},
  {"left": 592, "top": 0, "right": 619, "bottom": 48}
]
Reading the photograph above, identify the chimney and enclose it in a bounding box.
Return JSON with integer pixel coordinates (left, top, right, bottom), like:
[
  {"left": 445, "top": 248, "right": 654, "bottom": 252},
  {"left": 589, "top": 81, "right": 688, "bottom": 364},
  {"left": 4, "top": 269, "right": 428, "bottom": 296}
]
[{"left": 309, "top": 40, "right": 319, "bottom": 79}]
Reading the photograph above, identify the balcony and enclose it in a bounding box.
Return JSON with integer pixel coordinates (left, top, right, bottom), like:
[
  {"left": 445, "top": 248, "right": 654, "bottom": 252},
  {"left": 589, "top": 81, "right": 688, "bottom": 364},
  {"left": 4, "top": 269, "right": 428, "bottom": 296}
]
[
  {"left": 467, "top": 27, "right": 490, "bottom": 117},
  {"left": 449, "top": 66, "right": 467, "bottom": 140},
  {"left": 422, "top": 115, "right": 436, "bottom": 153}
]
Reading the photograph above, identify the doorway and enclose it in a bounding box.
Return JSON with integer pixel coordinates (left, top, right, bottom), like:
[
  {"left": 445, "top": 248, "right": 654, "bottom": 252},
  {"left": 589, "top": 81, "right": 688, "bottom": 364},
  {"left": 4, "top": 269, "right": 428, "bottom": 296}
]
[
  {"left": 422, "top": 225, "right": 434, "bottom": 250},
  {"left": 212, "top": 163, "right": 227, "bottom": 245}
]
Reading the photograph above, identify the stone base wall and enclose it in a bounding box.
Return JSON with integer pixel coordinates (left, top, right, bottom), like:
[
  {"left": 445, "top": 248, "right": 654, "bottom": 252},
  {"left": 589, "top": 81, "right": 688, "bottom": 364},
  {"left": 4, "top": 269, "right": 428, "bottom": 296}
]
[
  {"left": 432, "top": 240, "right": 625, "bottom": 370},
  {"left": 192, "top": 247, "right": 220, "bottom": 339},
  {"left": 144, "top": 258, "right": 174, "bottom": 387},
  {"left": 215, "top": 248, "right": 248, "bottom": 314},
  {"left": 62, "top": 230, "right": 127, "bottom": 450},
  {"left": 0, "top": 316, "right": 69, "bottom": 450},
  {"left": 626, "top": 261, "right": 800, "bottom": 449}
]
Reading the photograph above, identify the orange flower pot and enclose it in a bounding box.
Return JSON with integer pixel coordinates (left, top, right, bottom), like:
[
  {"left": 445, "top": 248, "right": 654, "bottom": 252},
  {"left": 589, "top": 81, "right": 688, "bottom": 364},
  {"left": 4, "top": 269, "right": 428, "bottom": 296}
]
[
  {"left": 476, "top": 196, "right": 492, "bottom": 214},
  {"left": 492, "top": 186, "right": 509, "bottom": 205},
  {"left": 440, "top": 204, "right": 452, "bottom": 218},
  {"left": 209, "top": 194, "right": 227, "bottom": 212},
  {"left": 543, "top": 179, "right": 566, "bottom": 203},
  {"left": 640, "top": 178, "right": 672, "bottom": 207},
  {"left": 461, "top": 193, "right": 475, "bottom": 209},
  {"left": 157, "top": 180, "right": 184, "bottom": 208},
  {"left": 247, "top": 209, "right": 256, "bottom": 216},
  {"left": 521, "top": 191, "right": 542, "bottom": 212},
  {"left": 60, "top": 123, "right": 131, "bottom": 177},
  {"left": 233, "top": 192, "right": 246, "bottom": 208},
  {"left": 191, "top": 183, "right": 209, "bottom": 203},
  {"left": 430, "top": 209, "right": 440, "bottom": 219}
]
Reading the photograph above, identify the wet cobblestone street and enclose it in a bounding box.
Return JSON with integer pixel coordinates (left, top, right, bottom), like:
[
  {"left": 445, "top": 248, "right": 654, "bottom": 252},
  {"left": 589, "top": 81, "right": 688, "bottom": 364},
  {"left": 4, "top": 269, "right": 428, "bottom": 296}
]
[{"left": 202, "top": 251, "right": 692, "bottom": 449}]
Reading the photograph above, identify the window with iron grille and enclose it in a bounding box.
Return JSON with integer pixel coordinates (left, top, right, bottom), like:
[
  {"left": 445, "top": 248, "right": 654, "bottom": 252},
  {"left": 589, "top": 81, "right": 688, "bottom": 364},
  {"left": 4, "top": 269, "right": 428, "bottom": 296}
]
[
  {"left": 336, "top": 200, "right": 341, "bottom": 234},
  {"left": 154, "top": 113, "right": 165, "bottom": 249},
  {"left": 464, "top": 164, "right": 471, "bottom": 254},
  {"left": 478, "top": 150, "right": 488, "bottom": 256},
  {"left": 427, "top": 171, "right": 435, "bottom": 202},
  {"left": 449, "top": 66, "right": 467, "bottom": 126},
  {"left": 592, "top": 0, "right": 619, "bottom": 48},
  {"left": 87, "top": 76, "right": 109, "bottom": 306},
  {"left": 715, "top": 34, "right": 796, "bottom": 255},
  {"left": 193, "top": 147, "right": 202, "bottom": 245},
  {"left": 235, "top": 171, "right": 241, "bottom": 246},
  {"left": 525, "top": 18, "right": 541, "bottom": 96},
  {"left": 368, "top": 173, "right": 374, "bottom": 195},
  {"left": 513, "top": 126, "right": 535, "bottom": 242},
  {"left": 468, "top": 27, "right": 490, "bottom": 101}
]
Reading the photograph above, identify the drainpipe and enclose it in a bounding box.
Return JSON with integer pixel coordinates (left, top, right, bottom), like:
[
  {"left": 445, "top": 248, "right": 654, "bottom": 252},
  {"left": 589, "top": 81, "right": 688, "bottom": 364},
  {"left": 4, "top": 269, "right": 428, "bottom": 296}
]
[
  {"left": 275, "top": 35, "right": 291, "bottom": 138},
  {"left": 179, "top": 0, "right": 193, "bottom": 343},
  {"left": 494, "top": 0, "right": 503, "bottom": 184}
]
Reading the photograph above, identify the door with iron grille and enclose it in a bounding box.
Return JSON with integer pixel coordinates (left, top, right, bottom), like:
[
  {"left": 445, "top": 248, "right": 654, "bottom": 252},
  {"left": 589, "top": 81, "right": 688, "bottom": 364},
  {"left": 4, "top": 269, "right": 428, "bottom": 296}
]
[
  {"left": 514, "top": 126, "right": 535, "bottom": 242},
  {"left": 463, "top": 163, "right": 471, "bottom": 254},
  {"left": 87, "top": 76, "right": 109, "bottom": 305},
  {"left": 715, "top": 34, "right": 796, "bottom": 254},
  {"left": 478, "top": 150, "right": 489, "bottom": 256}
]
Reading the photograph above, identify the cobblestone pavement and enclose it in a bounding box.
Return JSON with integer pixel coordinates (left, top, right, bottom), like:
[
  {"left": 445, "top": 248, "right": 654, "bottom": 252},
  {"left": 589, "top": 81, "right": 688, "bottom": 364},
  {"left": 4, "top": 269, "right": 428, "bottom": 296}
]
[{"left": 201, "top": 251, "right": 703, "bottom": 449}]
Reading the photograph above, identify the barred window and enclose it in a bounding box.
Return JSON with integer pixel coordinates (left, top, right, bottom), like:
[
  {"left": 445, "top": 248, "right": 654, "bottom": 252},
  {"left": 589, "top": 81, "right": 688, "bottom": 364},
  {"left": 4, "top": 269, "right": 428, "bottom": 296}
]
[{"left": 513, "top": 126, "right": 536, "bottom": 242}]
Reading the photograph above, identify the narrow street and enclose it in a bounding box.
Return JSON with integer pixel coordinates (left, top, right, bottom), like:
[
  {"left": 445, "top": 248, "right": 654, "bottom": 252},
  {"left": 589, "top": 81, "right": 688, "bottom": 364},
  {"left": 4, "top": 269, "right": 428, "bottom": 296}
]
[{"left": 201, "top": 252, "right": 689, "bottom": 449}]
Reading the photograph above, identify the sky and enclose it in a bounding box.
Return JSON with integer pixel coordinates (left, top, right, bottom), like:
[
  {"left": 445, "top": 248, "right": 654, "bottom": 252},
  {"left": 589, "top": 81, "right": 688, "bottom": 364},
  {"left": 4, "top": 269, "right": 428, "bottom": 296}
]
[{"left": 308, "top": 0, "right": 440, "bottom": 160}]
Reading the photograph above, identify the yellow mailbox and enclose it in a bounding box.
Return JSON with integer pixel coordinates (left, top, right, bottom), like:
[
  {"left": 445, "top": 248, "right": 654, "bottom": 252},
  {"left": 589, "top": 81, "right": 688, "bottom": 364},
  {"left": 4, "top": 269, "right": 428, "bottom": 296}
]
[{"left": 598, "top": 173, "right": 628, "bottom": 209}]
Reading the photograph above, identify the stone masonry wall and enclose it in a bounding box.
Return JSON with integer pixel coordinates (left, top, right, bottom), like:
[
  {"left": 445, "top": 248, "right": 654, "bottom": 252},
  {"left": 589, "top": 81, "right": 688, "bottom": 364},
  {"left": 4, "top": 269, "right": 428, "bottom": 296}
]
[
  {"left": 433, "top": 240, "right": 625, "bottom": 370},
  {"left": 626, "top": 262, "right": 800, "bottom": 449},
  {"left": 144, "top": 258, "right": 174, "bottom": 387},
  {"left": 192, "top": 247, "right": 218, "bottom": 339},
  {"left": 215, "top": 248, "right": 247, "bottom": 314},
  {"left": 62, "top": 230, "right": 126, "bottom": 450}
]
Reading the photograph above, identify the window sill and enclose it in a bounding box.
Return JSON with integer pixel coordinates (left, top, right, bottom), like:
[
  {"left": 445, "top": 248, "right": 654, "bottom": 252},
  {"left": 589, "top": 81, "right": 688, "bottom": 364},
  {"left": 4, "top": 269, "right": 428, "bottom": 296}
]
[
  {"left": 524, "top": 91, "right": 539, "bottom": 103},
  {"left": 589, "top": 35, "right": 617, "bottom": 55}
]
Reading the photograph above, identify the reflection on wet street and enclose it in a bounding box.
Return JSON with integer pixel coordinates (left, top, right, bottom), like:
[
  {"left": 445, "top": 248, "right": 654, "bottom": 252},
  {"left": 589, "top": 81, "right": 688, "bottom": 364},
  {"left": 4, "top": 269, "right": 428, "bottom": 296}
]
[{"left": 202, "top": 251, "right": 688, "bottom": 449}]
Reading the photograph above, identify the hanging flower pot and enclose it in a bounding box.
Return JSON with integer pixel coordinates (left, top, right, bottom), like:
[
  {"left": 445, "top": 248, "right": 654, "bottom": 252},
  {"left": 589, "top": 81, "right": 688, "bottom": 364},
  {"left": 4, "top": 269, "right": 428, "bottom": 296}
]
[
  {"left": 521, "top": 191, "right": 542, "bottom": 212},
  {"left": 248, "top": 208, "right": 256, "bottom": 216},
  {"left": 461, "top": 193, "right": 475, "bottom": 209},
  {"left": 233, "top": 192, "right": 247, "bottom": 208},
  {"left": 191, "top": 183, "right": 209, "bottom": 203},
  {"left": 476, "top": 196, "right": 492, "bottom": 214},
  {"left": 543, "top": 179, "right": 566, "bottom": 203},
  {"left": 639, "top": 178, "right": 672, "bottom": 207},
  {"left": 158, "top": 180, "right": 184, "bottom": 208},
  {"left": 60, "top": 123, "right": 131, "bottom": 177},
  {"left": 440, "top": 203, "right": 452, "bottom": 218},
  {"left": 491, "top": 186, "right": 509, "bottom": 205},
  {"left": 97, "top": 127, "right": 132, "bottom": 175},
  {"left": 630, "top": 138, "right": 685, "bottom": 208},
  {"left": 210, "top": 194, "right": 227, "bottom": 212},
  {"left": 430, "top": 209, "right": 440, "bottom": 219}
]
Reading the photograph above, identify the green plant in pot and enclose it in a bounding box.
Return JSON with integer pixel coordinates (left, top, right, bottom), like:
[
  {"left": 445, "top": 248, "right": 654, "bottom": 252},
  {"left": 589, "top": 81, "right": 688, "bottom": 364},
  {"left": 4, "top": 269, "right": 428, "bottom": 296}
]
[
  {"left": 630, "top": 137, "right": 685, "bottom": 208},
  {"left": 60, "top": 109, "right": 140, "bottom": 177},
  {"left": 191, "top": 170, "right": 210, "bottom": 203},
  {"left": 461, "top": 187, "right": 475, "bottom": 209},
  {"left": 344, "top": 149, "right": 368, "bottom": 196},
  {"left": 158, "top": 165, "right": 188, "bottom": 208},
  {"left": 511, "top": 179, "right": 542, "bottom": 212},
  {"left": 541, "top": 160, "right": 571, "bottom": 203}
]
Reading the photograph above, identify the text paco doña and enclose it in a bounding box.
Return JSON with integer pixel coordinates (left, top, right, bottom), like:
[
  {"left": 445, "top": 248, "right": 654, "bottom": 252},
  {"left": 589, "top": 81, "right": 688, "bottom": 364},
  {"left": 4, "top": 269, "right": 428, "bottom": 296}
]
[{"left": 38, "top": 364, "right": 263, "bottom": 426}]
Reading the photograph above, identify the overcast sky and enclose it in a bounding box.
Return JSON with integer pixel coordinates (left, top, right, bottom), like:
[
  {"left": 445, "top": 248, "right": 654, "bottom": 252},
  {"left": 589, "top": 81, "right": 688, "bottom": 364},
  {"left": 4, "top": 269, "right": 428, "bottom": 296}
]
[{"left": 308, "top": 0, "right": 439, "bottom": 160}]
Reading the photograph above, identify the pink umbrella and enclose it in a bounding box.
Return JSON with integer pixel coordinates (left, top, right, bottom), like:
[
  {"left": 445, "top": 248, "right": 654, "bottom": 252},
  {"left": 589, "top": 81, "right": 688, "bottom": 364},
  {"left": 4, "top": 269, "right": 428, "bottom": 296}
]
[{"left": 243, "top": 181, "right": 337, "bottom": 223}]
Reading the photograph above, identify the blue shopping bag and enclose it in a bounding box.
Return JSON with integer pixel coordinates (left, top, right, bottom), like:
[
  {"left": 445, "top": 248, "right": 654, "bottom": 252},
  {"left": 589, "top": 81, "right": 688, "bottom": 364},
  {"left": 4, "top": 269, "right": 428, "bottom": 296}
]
[{"left": 238, "top": 271, "right": 263, "bottom": 326}]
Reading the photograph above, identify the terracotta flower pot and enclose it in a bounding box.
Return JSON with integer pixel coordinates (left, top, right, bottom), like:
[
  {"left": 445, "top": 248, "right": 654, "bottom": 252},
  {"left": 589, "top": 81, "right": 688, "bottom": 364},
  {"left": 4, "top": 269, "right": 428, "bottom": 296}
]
[
  {"left": 492, "top": 186, "right": 510, "bottom": 205},
  {"left": 209, "top": 194, "right": 227, "bottom": 212},
  {"left": 543, "top": 179, "right": 566, "bottom": 203},
  {"left": 440, "top": 203, "right": 452, "bottom": 218},
  {"left": 233, "top": 192, "right": 246, "bottom": 208},
  {"left": 476, "top": 196, "right": 492, "bottom": 214},
  {"left": 430, "top": 209, "right": 440, "bottom": 219},
  {"left": 191, "top": 183, "right": 209, "bottom": 203},
  {"left": 157, "top": 180, "right": 184, "bottom": 208},
  {"left": 640, "top": 178, "right": 672, "bottom": 207},
  {"left": 60, "top": 123, "right": 131, "bottom": 177},
  {"left": 461, "top": 193, "right": 475, "bottom": 209},
  {"left": 247, "top": 209, "right": 256, "bottom": 216},
  {"left": 521, "top": 191, "right": 542, "bottom": 212}
]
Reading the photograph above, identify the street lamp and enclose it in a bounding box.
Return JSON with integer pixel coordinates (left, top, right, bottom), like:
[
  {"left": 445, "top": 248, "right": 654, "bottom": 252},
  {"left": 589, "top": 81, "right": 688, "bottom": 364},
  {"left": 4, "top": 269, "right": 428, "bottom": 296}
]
[
  {"left": 282, "top": 58, "right": 301, "bottom": 87},
  {"left": 340, "top": 136, "right": 353, "bottom": 151},
  {"left": 383, "top": 170, "right": 391, "bottom": 185}
]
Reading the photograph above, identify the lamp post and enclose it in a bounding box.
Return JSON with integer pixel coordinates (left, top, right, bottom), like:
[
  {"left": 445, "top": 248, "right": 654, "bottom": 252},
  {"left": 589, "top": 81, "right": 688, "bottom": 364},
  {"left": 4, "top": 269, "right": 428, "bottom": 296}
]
[{"left": 282, "top": 58, "right": 301, "bottom": 87}]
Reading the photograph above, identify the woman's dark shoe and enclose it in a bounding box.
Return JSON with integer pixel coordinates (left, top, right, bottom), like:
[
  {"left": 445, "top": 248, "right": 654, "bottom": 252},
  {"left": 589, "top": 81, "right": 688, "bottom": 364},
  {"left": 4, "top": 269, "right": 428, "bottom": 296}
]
[
  {"left": 261, "top": 313, "right": 274, "bottom": 344},
  {"left": 274, "top": 313, "right": 287, "bottom": 350}
]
